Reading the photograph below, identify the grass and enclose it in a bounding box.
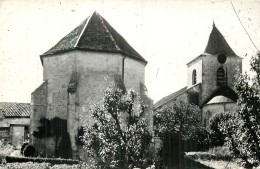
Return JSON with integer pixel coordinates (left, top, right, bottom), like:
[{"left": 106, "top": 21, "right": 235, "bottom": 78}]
[{"left": 185, "top": 146, "right": 260, "bottom": 169}]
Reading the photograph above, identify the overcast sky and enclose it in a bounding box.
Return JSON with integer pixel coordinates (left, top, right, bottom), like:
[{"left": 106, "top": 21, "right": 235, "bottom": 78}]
[{"left": 0, "top": 0, "right": 259, "bottom": 103}]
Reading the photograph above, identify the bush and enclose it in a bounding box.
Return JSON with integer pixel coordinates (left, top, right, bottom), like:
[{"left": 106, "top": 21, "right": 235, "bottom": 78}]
[
  {"left": 154, "top": 101, "right": 209, "bottom": 168},
  {"left": 185, "top": 127, "right": 211, "bottom": 152},
  {"left": 209, "top": 112, "right": 228, "bottom": 147},
  {"left": 0, "top": 139, "right": 15, "bottom": 164},
  {"left": 23, "top": 144, "right": 36, "bottom": 157}
]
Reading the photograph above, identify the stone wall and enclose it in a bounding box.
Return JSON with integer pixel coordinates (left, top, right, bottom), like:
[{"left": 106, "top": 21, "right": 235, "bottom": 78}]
[
  {"left": 1, "top": 118, "right": 30, "bottom": 127},
  {"left": 0, "top": 117, "right": 30, "bottom": 147},
  {"left": 201, "top": 54, "right": 242, "bottom": 102},
  {"left": 187, "top": 57, "right": 202, "bottom": 88},
  {"left": 31, "top": 81, "right": 48, "bottom": 155},
  {"left": 32, "top": 50, "right": 148, "bottom": 158}
]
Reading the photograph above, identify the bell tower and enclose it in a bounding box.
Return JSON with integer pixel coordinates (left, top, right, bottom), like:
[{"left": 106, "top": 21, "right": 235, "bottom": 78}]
[
  {"left": 200, "top": 23, "right": 242, "bottom": 105},
  {"left": 186, "top": 23, "right": 242, "bottom": 106}
]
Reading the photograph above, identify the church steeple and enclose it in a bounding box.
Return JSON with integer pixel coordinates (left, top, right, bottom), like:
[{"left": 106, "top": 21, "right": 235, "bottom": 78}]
[{"left": 204, "top": 24, "right": 236, "bottom": 55}]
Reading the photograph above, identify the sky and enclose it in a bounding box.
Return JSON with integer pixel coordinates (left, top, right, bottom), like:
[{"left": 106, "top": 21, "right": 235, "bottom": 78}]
[{"left": 0, "top": 0, "right": 259, "bottom": 103}]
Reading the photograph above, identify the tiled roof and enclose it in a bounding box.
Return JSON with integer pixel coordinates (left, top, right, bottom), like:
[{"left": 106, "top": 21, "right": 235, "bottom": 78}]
[
  {"left": 204, "top": 23, "right": 236, "bottom": 55},
  {"left": 154, "top": 86, "right": 187, "bottom": 109},
  {"left": 42, "top": 11, "right": 147, "bottom": 64},
  {"left": 0, "top": 102, "right": 32, "bottom": 117}
]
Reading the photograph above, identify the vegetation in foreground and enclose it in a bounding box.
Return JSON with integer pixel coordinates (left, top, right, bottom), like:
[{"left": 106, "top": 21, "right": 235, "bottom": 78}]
[{"left": 81, "top": 85, "right": 153, "bottom": 169}]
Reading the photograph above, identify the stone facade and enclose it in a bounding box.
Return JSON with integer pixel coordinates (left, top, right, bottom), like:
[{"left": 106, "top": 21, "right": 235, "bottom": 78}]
[
  {"left": 30, "top": 12, "right": 152, "bottom": 159},
  {"left": 154, "top": 23, "right": 242, "bottom": 127}
]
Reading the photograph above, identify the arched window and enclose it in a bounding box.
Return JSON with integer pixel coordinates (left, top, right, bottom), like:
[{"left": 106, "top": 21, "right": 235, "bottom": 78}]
[
  {"left": 192, "top": 70, "right": 197, "bottom": 85},
  {"left": 217, "top": 67, "right": 226, "bottom": 86}
]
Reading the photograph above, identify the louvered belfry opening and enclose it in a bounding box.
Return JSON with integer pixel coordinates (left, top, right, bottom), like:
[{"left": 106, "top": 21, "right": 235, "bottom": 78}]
[{"left": 217, "top": 67, "right": 226, "bottom": 86}]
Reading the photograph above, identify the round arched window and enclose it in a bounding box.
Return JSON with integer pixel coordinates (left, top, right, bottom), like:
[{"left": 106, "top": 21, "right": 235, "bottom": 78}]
[{"left": 192, "top": 70, "right": 197, "bottom": 85}]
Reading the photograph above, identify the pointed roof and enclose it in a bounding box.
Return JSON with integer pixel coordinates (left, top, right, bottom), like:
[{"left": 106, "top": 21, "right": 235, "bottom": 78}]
[
  {"left": 41, "top": 11, "right": 147, "bottom": 64},
  {"left": 204, "top": 23, "right": 236, "bottom": 55}
]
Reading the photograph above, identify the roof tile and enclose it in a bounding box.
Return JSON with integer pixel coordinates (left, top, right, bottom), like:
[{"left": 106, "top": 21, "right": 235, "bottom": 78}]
[
  {"left": 42, "top": 11, "right": 147, "bottom": 64},
  {"left": 0, "top": 102, "right": 32, "bottom": 117},
  {"left": 154, "top": 86, "right": 187, "bottom": 109},
  {"left": 204, "top": 24, "right": 236, "bottom": 55}
]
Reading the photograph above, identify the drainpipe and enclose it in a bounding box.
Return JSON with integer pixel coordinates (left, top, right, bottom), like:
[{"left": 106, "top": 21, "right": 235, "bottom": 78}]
[{"left": 122, "top": 56, "right": 126, "bottom": 82}]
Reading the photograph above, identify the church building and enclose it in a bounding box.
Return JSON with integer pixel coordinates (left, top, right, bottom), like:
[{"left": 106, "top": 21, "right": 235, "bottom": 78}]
[
  {"left": 154, "top": 23, "right": 242, "bottom": 127},
  {"left": 30, "top": 11, "right": 152, "bottom": 159}
]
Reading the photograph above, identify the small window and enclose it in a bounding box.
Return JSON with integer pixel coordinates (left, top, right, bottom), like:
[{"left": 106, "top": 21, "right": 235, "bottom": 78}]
[
  {"left": 188, "top": 93, "right": 199, "bottom": 105},
  {"left": 192, "top": 70, "right": 197, "bottom": 85},
  {"left": 217, "top": 67, "right": 226, "bottom": 86}
]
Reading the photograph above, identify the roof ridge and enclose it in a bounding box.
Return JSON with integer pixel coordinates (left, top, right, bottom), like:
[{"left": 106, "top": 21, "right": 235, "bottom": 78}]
[
  {"left": 74, "top": 12, "right": 94, "bottom": 47},
  {"left": 97, "top": 13, "right": 121, "bottom": 51}
]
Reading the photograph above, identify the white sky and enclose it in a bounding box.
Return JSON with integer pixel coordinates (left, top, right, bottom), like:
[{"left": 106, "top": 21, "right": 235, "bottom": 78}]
[{"left": 0, "top": 0, "right": 259, "bottom": 103}]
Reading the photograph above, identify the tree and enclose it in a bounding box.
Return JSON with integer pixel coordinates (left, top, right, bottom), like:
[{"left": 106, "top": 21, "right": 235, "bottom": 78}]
[
  {"left": 153, "top": 101, "right": 209, "bottom": 168},
  {"left": 209, "top": 111, "right": 227, "bottom": 147},
  {"left": 219, "top": 53, "right": 260, "bottom": 167},
  {"left": 81, "top": 86, "right": 152, "bottom": 169}
]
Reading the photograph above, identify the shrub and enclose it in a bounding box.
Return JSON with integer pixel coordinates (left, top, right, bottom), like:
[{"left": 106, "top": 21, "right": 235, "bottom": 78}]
[
  {"left": 209, "top": 111, "right": 228, "bottom": 147},
  {"left": 154, "top": 101, "right": 209, "bottom": 168},
  {"left": 0, "top": 139, "right": 15, "bottom": 164},
  {"left": 23, "top": 144, "right": 36, "bottom": 157},
  {"left": 185, "top": 127, "right": 211, "bottom": 152}
]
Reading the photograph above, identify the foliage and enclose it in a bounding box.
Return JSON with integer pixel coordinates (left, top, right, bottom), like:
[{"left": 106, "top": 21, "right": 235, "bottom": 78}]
[
  {"left": 81, "top": 86, "right": 152, "bottom": 169},
  {"left": 153, "top": 101, "right": 209, "bottom": 167},
  {"left": 209, "top": 111, "right": 228, "bottom": 147},
  {"left": 154, "top": 101, "right": 202, "bottom": 140},
  {"left": 185, "top": 127, "right": 210, "bottom": 152},
  {"left": 0, "top": 139, "right": 15, "bottom": 164},
  {"left": 219, "top": 53, "right": 260, "bottom": 167}
]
